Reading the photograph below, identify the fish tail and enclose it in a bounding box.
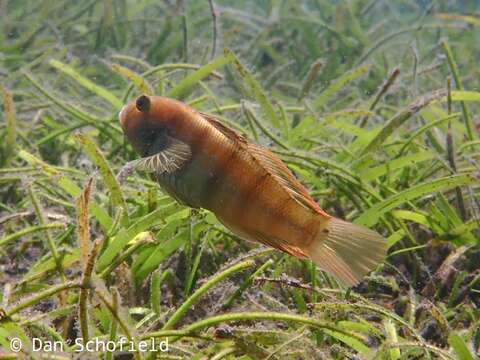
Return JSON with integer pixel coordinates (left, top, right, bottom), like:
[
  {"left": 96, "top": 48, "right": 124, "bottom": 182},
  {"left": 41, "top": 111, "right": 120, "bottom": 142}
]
[{"left": 304, "top": 218, "right": 387, "bottom": 286}]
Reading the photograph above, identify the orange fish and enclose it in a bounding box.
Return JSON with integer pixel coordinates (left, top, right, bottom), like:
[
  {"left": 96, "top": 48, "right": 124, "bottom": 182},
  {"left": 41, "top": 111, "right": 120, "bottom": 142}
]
[{"left": 119, "top": 95, "right": 386, "bottom": 286}]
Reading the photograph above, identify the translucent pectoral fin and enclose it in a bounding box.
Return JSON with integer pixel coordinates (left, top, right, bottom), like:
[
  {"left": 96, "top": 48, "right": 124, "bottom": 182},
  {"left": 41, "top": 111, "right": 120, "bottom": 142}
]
[{"left": 117, "top": 137, "right": 191, "bottom": 183}]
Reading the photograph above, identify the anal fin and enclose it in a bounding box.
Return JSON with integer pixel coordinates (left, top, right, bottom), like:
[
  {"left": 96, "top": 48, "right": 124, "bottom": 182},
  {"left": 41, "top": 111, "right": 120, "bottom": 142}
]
[{"left": 251, "top": 231, "right": 308, "bottom": 259}]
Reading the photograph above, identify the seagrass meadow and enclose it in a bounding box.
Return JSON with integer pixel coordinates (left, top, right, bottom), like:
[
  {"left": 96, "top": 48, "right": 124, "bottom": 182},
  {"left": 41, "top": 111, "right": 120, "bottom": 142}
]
[{"left": 1, "top": 0, "right": 480, "bottom": 359}]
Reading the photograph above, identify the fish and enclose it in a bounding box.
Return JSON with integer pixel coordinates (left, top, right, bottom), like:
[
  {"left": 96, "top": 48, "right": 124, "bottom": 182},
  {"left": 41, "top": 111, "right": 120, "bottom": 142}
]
[{"left": 118, "top": 95, "right": 386, "bottom": 286}]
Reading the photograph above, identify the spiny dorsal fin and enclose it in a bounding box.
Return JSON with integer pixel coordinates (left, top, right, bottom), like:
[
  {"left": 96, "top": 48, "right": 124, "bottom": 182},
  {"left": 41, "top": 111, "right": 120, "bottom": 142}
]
[
  {"left": 200, "top": 112, "right": 326, "bottom": 216},
  {"left": 248, "top": 144, "right": 327, "bottom": 216},
  {"left": 199, "top": 112, "right": 247, "bottom": 145}
]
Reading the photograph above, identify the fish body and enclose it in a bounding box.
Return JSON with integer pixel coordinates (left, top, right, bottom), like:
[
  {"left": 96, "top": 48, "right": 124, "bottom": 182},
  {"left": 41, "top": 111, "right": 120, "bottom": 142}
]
[{"left": 119, "top": 95, "right": 386, "bottom": 286}]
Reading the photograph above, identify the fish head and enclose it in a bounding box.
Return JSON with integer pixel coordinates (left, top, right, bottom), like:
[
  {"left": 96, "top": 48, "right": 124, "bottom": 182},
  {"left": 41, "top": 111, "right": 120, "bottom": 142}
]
[{"left": 119, "top": 95, "right": 187, "bottom": 156}]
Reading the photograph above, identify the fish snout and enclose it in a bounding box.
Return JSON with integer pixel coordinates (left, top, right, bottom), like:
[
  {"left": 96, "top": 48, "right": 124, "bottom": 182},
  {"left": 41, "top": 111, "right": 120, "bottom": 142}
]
[{"left": 118, "top": 104, "right": 129, "bottom": 130}]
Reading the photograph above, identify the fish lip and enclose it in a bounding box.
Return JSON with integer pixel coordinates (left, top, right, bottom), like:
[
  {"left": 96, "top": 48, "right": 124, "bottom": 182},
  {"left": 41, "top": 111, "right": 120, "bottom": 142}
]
[{"left": 118, "top": 105, "right": 127, "bottom": 127}]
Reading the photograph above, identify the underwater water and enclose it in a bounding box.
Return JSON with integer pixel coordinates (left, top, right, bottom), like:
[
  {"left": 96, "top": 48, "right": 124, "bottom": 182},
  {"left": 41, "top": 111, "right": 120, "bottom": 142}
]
[{"left": 1, "top": 0, "right": 480, "bottom": 358}]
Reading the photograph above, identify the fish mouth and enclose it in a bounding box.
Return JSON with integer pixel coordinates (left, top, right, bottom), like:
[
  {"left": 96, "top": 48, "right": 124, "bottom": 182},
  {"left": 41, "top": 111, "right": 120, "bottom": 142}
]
[{"left": 118, "top": 104, "right": 128, "bottom": 128}]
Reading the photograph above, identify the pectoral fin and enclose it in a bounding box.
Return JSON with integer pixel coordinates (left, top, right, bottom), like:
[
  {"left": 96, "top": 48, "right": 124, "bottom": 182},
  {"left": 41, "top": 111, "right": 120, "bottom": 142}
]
[
  {"left": 117, "top": 136, "right": 191, "bottom": 183},
  {"left": 136, "top": 138, "right": 191, "bottom": 173}
]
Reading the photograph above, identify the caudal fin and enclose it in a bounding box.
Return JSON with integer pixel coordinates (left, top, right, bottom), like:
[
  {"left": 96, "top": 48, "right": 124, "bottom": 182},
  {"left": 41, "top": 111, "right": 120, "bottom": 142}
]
[{"left": 305, "top": 218, "right": 387, "bottom": 286}]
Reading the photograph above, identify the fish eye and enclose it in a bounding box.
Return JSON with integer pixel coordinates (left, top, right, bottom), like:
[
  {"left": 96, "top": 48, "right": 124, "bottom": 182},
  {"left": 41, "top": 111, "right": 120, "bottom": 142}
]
[{"left": 136, "top": 95, "right": 151, "bottom": 113}]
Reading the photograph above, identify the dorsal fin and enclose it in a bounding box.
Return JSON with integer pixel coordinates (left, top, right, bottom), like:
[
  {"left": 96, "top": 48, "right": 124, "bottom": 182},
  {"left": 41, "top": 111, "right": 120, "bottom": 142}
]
[
  {"left": 199, "top": 112, "right": 327, "bottom": 217},
  {"left": 248, "top": 144, "right": 328, "bottom": 216},
  {"left": 199, "top": 112, "right": 247, "bottom": 145}
]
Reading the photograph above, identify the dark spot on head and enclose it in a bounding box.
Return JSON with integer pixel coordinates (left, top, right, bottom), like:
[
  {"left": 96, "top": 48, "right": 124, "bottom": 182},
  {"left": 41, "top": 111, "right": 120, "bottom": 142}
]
[
  {"left": 136, "top": 95, "right": 150, "bottom": 113},
  {"left": 323, "top": 228, "right": 330, "bottom": 234}
]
